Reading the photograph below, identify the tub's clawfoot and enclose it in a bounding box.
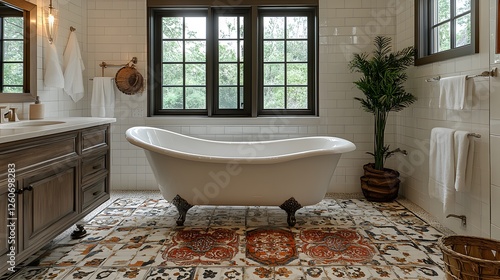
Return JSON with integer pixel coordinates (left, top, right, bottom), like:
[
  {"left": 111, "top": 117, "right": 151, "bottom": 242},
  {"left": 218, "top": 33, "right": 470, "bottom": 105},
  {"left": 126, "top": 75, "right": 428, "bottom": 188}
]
[
  {"left": 171, "top": 195, "right": 193, "bottom": 226},
  {"left": 279, "top": 197, "right": 302, "bottom": 227}
]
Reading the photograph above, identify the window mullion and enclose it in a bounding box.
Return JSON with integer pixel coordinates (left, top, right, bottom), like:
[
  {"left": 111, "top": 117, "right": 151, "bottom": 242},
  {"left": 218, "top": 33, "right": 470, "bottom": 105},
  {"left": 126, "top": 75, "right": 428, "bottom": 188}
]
[
  {"left": 207, "top": 9, "right": 213, "bottom": 116},
  {"left": 237, "top": 16, "right": 241, "bottom": 109},
  {"left": 182, "top": 17, "right": 187, "bottom": 110},
  {"left": 431, "top": 19, "right": 451, "bottom": 29},
  {"left": 450, "top": 0, "right": 456, "bottom": 49},
  {"left": 251, "top": 6, "right": 258, "bottom": 117},
  {"left": 283, "top": 17, "right": 288, "bottom": 110},
  {"left": 454, "top": 11, "right": 470, "bottom": 18}
]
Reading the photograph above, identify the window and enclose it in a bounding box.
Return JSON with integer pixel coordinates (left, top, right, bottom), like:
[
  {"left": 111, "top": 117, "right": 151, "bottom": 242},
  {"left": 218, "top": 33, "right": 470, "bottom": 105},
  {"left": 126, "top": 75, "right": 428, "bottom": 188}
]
[
  {"left": 214, "top": 9, "right": 251, "bottom": 116},
  {"left": 0, "top": 7, "right": 23, "bottom": 93},
  {"left": 259, "top": 11, "right": 314, "bottom": 115},
  {"left": 148, "top": 2, "right": 318, "bottom": 117},
  {"left": 415, "top": 0, "right": 478, "bottom": 65},
  {"left": 159, "top": 11, "right": 207, "bottom": 113}
]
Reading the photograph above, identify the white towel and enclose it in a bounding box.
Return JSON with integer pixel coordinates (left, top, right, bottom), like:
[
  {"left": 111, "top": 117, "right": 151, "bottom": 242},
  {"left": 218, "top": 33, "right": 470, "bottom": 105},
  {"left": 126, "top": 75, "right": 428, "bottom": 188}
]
[
  {"left": 43, "top": 42, "right": 64, "bottom": 88},
  {"left": 91, "top": 77, "right": 115, "bottom": 118},
  {"left": 63, "top": 31, "right": 85, "bottom": 102},
  {"left": 454, "top": 131, "right": 475, "bottom": 192},
  {"left": 428, "top": 127, "right": 456, "bottom": 212},
  {"left": 439, "top": 75, "right": 470, "bottom": 110}
]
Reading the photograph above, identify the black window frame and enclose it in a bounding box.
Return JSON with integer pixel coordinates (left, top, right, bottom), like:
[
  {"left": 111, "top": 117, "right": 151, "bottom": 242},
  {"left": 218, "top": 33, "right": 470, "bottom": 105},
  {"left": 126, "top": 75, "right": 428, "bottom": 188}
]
[
  {"left": 150, "top": 9, "right": 209, "bottom": 116},
  {"left": 415, "top": 0, "right": 478, "bottom": 66},
  {"left": 213, "top": 8, "right": 252, "bottom": 117},
  {"left": 147, "top": 2, "right": 318, "bottom": 117},
  {"left": 0, "top": 6, "right": 23, "bottom": 93},
  {"left": 258, "top": 8, "right": 317, "bottom": 116}
]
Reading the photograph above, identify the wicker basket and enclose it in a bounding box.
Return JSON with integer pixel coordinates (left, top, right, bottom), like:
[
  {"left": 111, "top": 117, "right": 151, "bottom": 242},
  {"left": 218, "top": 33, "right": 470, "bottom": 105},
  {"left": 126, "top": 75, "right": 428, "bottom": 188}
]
[{"left": 439, "top": 235, "right": 500, "bottom": 279}]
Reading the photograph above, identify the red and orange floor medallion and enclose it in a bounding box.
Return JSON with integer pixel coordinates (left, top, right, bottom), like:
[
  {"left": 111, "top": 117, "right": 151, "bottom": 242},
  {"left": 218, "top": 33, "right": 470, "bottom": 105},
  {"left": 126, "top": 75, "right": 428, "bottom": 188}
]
[
  {"left": 246, "top": 227, "right": 298, "bottom": 265},
  {"left": 162, "top": 228, "right": 239, "bottom": 266},
  {"left": 300, "top": 228, "right": 376, "bottom": 264}
]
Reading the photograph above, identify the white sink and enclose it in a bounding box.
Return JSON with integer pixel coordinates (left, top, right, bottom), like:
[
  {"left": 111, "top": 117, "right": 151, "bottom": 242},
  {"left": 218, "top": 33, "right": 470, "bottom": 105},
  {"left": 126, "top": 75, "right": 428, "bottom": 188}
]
[{"left": 0, "top": 120, "right": 66, "bottom": 129}]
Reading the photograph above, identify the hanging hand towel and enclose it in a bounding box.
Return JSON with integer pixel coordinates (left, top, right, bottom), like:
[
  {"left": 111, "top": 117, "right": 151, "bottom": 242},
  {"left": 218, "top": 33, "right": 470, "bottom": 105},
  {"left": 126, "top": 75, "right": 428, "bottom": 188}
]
[
  {"left": 428, "top": 127, "right": 456, "bottom": 212},
  {"left": 91, "top": 77, "right": 115, "bottom": 118},
  {"left": 63, "top": 31, "right": 85, "bottom": 102},
  {"left": 454, "top": 131, "right": 475, "bottom": 192},
  {"left": 439, "top": 75, "right": 470, "bottom": 110},
  {"left": 43, "top": 42, "right": 64, "bottom": 88}
]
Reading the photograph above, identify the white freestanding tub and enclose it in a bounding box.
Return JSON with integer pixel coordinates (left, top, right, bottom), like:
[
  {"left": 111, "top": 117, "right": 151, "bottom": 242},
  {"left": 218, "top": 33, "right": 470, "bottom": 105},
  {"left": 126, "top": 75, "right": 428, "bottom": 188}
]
[{"left": 125, "top": 127, "right": 356, "bottom": 226}]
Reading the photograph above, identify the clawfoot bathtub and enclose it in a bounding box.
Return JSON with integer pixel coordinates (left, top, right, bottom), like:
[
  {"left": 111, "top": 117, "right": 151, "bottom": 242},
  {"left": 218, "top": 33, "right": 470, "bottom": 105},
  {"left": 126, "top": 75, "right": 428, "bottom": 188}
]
[{"left": 125, "top": 127, "right": 356, "bottom": 226}]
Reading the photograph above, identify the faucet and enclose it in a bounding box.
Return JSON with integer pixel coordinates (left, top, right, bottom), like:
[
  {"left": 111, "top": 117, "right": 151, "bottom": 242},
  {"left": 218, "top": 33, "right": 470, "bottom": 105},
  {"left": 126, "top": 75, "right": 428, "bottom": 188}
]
[
  {"left": 0, "top": 106, "right": 9, "bottom": 123},
  {"left": 446, "top": 214, "right": 467, "bottom": 226},
  {"left": 0, "top": 107, "right": 18, "bottom": 123}
]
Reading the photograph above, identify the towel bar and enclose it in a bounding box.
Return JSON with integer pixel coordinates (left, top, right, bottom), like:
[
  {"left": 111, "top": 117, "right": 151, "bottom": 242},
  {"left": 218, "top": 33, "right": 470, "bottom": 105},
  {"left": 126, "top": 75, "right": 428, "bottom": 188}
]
[
  {"left": 425, "top": 68, "right": 497, "bottom": 82},
  {"left": 97, "top": 57, "right": 138, "bottom": 77},
  {"left": 89, "top": 78, "right": 114, "bottom": 81}
]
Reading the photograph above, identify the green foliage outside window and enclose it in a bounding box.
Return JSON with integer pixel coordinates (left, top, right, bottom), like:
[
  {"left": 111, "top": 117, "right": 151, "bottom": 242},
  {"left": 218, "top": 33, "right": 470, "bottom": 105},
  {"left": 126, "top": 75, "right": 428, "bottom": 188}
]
[
  {"left": 2, "top": 17, "right": 23, "bottom": 93},
  {"left": 433, "top": 0, "right": 471, "bottom": 53}
]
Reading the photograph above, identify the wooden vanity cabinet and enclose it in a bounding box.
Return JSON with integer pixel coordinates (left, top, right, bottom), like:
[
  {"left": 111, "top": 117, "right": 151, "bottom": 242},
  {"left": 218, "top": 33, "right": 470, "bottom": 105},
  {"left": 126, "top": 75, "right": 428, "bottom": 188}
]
[
  {"left": 21, "top": 158, "right": 79, "bottom": 249},
  {"left": 0, "top": 179, "right": 15, "bottom": 274},
  {"left": 0, "top": 124, "right": 111, "bottom": 275},
  {"left": 80, "top": 125, "right": 110, "bottom": 212}
]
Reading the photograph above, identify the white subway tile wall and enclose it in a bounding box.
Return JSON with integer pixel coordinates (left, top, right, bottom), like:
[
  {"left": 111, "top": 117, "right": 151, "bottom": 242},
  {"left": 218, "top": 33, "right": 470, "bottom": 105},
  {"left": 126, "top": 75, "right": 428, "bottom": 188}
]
[
  {"left": 491, "top": 0, "right": 500, "bottom": 241},
  {"left": 396, "top": 0, "right": 491, "bottom": 236}
]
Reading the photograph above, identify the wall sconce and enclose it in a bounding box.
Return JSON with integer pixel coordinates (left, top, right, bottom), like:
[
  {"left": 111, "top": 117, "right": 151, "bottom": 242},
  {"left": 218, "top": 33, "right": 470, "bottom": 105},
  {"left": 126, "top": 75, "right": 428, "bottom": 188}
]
[{"left": 45, "top": 0, "right": 57, "bottom": 43}]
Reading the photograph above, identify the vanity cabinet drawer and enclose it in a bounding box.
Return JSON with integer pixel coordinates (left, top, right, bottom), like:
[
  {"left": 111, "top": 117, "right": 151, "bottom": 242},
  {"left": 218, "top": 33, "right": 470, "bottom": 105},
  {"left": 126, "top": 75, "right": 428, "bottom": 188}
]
[
  {"left": 0, "top": 132, "right": 77, "bottom": 175},
  {"left": 82, "top": 178, "right": 108, "bottom": 211},
  {"left": 81, "top": 125, "right": 108, "bottom": 153},
  {"left": 82, "top": 155, "right": 107, "bottom": 185}
]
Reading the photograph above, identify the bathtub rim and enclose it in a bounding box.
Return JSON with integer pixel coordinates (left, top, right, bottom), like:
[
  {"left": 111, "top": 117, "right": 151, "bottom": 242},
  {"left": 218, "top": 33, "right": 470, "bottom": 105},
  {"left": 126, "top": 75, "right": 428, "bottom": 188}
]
[{"left": 125, "top": 126, "right": 356, "bottom": 164}]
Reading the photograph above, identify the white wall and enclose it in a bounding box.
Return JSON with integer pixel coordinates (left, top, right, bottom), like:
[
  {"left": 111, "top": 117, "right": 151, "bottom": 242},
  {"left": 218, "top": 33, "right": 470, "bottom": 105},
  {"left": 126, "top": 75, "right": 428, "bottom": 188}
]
[
  {"left": 83, "top": 0, "right": 400, "bottom": 191},
  {"left": 0, "top": 0, "right": 88, "bottom": 118},
  {"left": 396, "top": 0, "right": 491, "bottom": 237},
  {"left": 490, "top": 0, "right": 500, "bottom": 240}
]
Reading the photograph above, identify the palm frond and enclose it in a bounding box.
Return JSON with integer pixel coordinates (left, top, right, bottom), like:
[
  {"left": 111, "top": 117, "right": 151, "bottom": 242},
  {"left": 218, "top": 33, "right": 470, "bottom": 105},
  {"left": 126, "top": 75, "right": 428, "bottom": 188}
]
[{"left": 349, "top": 36, "right": 417, "bottom": 170}]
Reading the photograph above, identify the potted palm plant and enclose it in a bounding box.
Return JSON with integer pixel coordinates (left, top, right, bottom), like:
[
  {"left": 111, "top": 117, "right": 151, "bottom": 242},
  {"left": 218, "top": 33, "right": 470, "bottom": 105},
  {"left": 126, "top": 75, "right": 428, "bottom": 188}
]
[{"left": 348, "top": 36, "right": 416, "bottom": 202}]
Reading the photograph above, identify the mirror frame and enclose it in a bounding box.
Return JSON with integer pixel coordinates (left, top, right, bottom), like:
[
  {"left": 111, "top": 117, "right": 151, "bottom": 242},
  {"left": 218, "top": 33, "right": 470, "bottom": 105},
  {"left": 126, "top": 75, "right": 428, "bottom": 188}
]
[{"left": 0, "top": 0, "right": 36, "bottom": 103}]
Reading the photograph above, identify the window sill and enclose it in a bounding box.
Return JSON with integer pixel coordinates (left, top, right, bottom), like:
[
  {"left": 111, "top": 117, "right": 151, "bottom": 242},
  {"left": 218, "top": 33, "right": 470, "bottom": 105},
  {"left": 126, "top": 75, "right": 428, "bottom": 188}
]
[{"left": 145, "top": 116, "right": 321, "bottom": 126}]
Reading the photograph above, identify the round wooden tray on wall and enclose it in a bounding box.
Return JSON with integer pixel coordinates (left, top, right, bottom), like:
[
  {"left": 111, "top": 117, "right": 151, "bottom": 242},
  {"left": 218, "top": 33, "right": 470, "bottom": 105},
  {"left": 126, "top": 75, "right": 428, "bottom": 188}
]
[{"left": 115, "top": 65, "right": 144, "bottom": 95}]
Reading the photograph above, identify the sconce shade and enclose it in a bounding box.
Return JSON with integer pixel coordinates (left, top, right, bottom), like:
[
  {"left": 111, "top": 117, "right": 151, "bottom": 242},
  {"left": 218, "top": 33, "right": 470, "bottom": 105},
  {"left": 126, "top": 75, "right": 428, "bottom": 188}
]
[{"left": 44, "top": 0, "right": 57, "bottom": 43}]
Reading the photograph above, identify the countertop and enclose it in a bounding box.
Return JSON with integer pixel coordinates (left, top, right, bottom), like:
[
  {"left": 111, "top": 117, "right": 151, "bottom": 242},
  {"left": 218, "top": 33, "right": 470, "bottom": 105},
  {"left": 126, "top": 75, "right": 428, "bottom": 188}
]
[{"left": 0, "top": 117, "right": 116, "bottom": 144}]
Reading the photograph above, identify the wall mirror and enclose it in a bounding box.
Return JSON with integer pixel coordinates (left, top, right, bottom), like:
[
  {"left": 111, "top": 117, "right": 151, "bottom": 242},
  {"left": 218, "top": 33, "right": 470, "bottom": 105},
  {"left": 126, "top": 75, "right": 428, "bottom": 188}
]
[{"left": 0, "top": 0, "right": 36, "bottom": 103}]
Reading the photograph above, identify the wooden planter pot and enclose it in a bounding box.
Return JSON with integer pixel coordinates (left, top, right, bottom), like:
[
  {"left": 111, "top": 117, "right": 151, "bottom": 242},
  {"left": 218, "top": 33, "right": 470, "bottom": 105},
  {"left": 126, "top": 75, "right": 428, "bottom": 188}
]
[{"left": 360, "top": 163, "right": 400, "bottom": 202}]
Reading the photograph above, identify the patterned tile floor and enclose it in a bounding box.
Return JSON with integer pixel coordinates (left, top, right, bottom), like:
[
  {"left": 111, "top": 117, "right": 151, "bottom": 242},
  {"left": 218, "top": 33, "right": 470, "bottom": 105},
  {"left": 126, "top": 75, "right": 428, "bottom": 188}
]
[{"left": 3, "top": 192, "right": 451, "bottom": 280}]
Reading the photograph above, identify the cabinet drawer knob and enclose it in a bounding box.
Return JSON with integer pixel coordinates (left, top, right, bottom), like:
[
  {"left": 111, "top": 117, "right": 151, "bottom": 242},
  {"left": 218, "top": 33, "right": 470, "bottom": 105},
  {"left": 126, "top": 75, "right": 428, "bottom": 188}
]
[
  {"left": 92, "top": 164, "right": 101, "bottom": 170},
  {"left": 92, "top": 191, "right": 101, "bottom": 196},
  {"left": 24, "top": 185, "right": 33, "bottom": 191},
  {"left": 14, "top": 188, "right": 23, "bottom": 194}
]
